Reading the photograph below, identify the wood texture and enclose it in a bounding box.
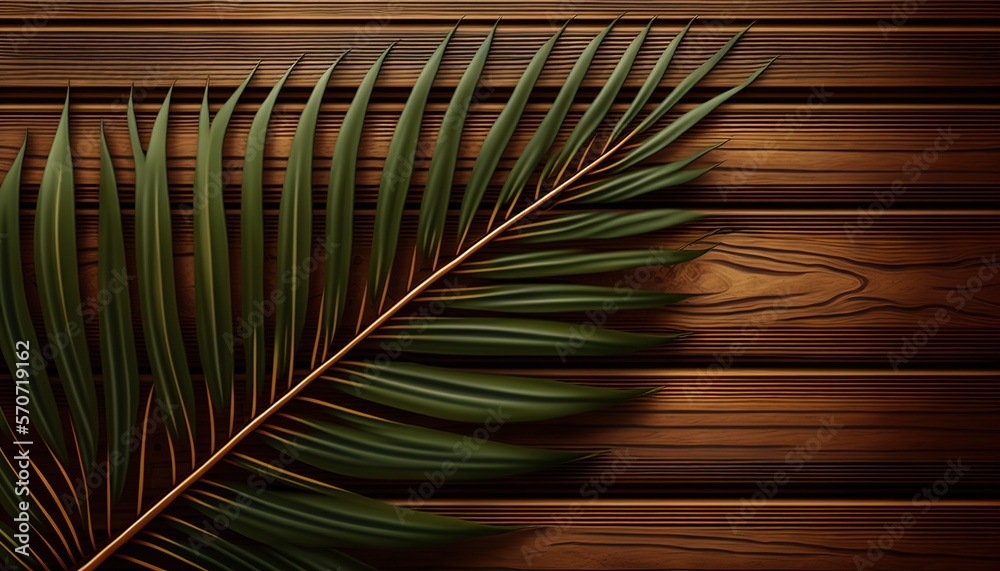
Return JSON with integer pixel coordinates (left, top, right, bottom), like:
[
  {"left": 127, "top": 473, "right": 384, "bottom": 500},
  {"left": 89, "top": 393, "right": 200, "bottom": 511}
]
[{"left": 0, "top": 2, "right": 997, "bottom": 570}]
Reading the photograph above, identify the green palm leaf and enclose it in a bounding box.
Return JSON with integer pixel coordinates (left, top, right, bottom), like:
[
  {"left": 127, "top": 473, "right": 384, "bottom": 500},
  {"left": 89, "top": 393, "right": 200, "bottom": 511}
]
[
  {"left": 262, "top": 407, "right": 591, "bottom": 480},
  {"left": 132, "top": 84, "right": 197, "bottom": 443},
  {"left": 567, "top": 142, "right": 724, "bottom": 204},
  {"left": 374, "top": 316, "right": 686, "bottom": 356},
  {"left": 242, "top": 58, "right": 300, "bottom": 415},
  {"left": 457, "top": 247, "right": 709, "bottom": 279},
  {"left": 98, "top": 124, "right": 140, "bottom": 500},
  {"left": 605, "top": 17, "right": 695, "bottom": 146},
  {"left": 510, "top": 209, "right": 704, "bottom": 243},
  {"left": 416, "top": 20, "right": 497, "bottom": 268},
  {"left": 546, "top": 17, "right": 657, "bottom": 180},
  {"left": 424, "top": 283, "right": 694, "bottom": 313},
  {"left": 34, "top": 90, "right": 98, "bottom": 470},
  {"left": 369, "top": 24, "right": 457, "bottom": 310},
  {"left": 494, "top": 17, "right": 618, "bottom": 214},
  {"left": 612, "top": 58, "right": 776, "bottom": 172},
  {"left": 189, "top": 482, "right": 518, "bottom": 549},
  {"left": 0, "top": 135, "right": 68, "bottom": 463},
  {"left": 322, "top": 46, "right": 392, "bottom": 352},
  {"left": 456, "top": 20, "right": 568, "bottom": 249},
  {"left": 194, "top": 67, "right": 257, "bottom": 418},
  {"left": 328, "top": 360, "right": 658, "bottom": 422},
  {"left": 273, "top": 55, "right": 345, "bottom": 391}
]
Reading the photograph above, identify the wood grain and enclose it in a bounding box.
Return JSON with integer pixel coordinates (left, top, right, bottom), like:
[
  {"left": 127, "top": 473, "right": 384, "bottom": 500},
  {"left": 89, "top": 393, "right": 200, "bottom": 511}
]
[{"left": 0, "top": 1, "right": 997, "bottom": 570}]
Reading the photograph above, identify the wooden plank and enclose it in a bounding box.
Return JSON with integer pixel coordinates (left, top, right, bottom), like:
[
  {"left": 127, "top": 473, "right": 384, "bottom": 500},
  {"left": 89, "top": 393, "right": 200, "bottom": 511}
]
[
  {"left": 1, "top": 1, "right": 999, "bottom": 21},
  {"left": 8, "top": 211, "right": 987, "bottom": 365},
  {"left": 0, "top": 104, "right": 996, "bottom": 206},
  {"left": 356, "top": 500, "right": 1000, "bottom": 571},
  {"left": 0, "top": 26, "right": 997, "bottom": 89}
]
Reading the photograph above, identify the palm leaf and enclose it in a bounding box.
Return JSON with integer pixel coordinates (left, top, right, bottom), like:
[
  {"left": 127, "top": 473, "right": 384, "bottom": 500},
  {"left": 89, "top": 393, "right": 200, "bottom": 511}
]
[
  {"left": 509, "top": 209, "right": 704, "bottom": 242},
  {"left": 34, "top": 89, "right": 98, "bottom": 470},
  {"left": 416, "top": 20, "right": 498, "bottom": 268},
  {"left": 423, "top": 283, "right": 694, "bottom": 313},
  {"left": 97, "top": 124, "right": 140, "bottom": 500},
  {"left": 328, "top": 359, "right": 658, "bottom": 422},
  {"left": 456, "top": 247, "right": 709, "bottom": 278},
  {"left": 611, "top": 58, "right": 776, "bottom": 172},
  {"left": 194, "top": 66, "right": 258, "bottom": 420},
  {"left": 321, "top": 46, "right": 392, "bottom": 354},
  {"left": 0, "top": 135, "right": 68, "bottom": 464},
  {"left": 0, "top": 18, "right": 776, "bottom": 571},
  {"left": 494, "top": 17, "right": 618, "bottom": 215},
  {"left": 131, "top": 84, "right": 197, "bottom": 444},
  {"left": 373, "top": 316, "right": 686, "bottom": 356},
  {"left": 369, "top": 24, "right": 457, "bottom": 310},
  {"left": 456, "top": 20, "right": 568, "bottom": 249},
  {"left": 242, "top": 58, "right": 300, "bottom": 415},
  {"left": 604, "top": 17, "right": 695, "bottom": 148},
  {"left": 261, "top": 407, "right": 591, "bottom": 480},
  {"left": 546, "top": 17, "right": 657, "bottom": 180},
  {"left": 272, "top": 55, "right": 345, "bottom": 392},
  {"left": 566, "top": 142, "right": 725, "bottom": 204},
  {"left": 188, "top": 482, "right": 518, "bottom": 549}
]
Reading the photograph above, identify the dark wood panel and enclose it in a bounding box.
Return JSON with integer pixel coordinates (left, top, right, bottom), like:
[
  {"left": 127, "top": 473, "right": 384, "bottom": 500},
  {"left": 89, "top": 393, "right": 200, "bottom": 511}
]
[
  {"left": 359, "top": 501, "right": 1000, "bottom": 571},
  {"left": 2, "top": 1, "right": 999, "bottom": 20}
]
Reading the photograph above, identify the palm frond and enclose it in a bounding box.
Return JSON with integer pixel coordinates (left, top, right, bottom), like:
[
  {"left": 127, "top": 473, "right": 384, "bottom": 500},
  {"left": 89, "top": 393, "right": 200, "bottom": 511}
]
[{"left": 0, "top": 17, "right": 776, "bottom": 571}]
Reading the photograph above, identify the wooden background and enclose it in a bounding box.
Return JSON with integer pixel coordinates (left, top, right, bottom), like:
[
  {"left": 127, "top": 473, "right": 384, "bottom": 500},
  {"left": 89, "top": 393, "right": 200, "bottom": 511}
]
[{"left": 1, "top": 1, "right": 998, "bottom": 569}]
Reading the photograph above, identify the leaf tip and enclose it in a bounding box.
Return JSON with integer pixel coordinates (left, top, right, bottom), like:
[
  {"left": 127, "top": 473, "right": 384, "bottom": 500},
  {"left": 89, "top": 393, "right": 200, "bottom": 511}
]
[{"left": 642, "top": 386, "right": 666, "bottom": 397}]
